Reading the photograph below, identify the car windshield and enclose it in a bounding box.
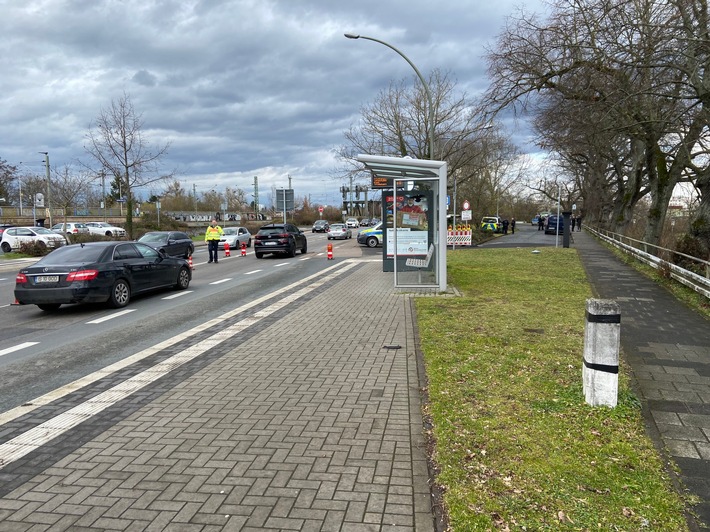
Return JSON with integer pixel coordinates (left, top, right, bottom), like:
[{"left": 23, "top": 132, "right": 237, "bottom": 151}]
[
  {"left": 38, "top": 245, "right": 106, "bottom": 264},
  {"left": 330, "top": 225, "right": 345, "bottom": 230},
  {"left": 34, "top": 228, "right": 56, "bottom": 235},
  {"left": 258, "top": 227, "right": 285, "bottom": 235},
  {"left": 138, "top": 233, "right": 167, "bottom": 242},
  {"left": 223, "top": 227, "right": 238, "bottom": 235}
]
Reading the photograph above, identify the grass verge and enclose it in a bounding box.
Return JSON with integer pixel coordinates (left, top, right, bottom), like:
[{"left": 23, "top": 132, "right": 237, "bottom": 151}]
[{"left": 416, "top": 247, "right": 689, "bottom": 530}]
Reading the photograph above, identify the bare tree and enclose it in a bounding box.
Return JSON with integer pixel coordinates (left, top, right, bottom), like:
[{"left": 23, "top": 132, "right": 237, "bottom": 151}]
[{"left": 85, "top": 92, "right": 173, "bottom": 238}]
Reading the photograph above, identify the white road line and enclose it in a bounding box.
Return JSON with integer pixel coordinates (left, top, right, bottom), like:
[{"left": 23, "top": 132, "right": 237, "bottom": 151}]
[
  {"left": 245, "top": 270, "right": 262, "bottom": 275},
  {"left": 274, "top": 263, "right": 290, "bottom": 267},
  {"left": 0, "top": 260, "right": 359, "bottom": 470},
  {"left": 209, "top": 278, "right": 233, "bottom": 285},
  {"left": 162, "top": 291, "right": 193, "bottom": 300},
  {"left": 86, "top": 309, "right": 137, "bottom": 324},
  {"left": 0, "top": 342, "right": 40, "bottom": 358}
]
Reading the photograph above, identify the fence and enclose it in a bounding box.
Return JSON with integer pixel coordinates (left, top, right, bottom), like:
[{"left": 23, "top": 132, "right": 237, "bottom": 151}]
[{"left": 589, "top": 227, "right": 710, "bottom": 300}]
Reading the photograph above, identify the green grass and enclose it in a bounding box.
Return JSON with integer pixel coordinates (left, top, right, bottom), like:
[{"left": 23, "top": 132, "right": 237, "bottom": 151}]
[{"left": 416, "top": 248, "right": 690, "bottom": 530}]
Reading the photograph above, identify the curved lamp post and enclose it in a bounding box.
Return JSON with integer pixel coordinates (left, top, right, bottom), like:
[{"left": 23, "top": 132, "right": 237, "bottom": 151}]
[{"left": 344, "top": 33, "right": 435, "bottom": 160}]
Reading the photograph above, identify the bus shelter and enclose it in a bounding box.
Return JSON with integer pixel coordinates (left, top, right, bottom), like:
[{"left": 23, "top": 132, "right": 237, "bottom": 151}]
[{"left": 356, "top": 154, "right": 448, "bottom": 292}]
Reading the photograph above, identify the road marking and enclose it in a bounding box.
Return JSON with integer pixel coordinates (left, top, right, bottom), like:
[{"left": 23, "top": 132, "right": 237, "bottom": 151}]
[
  {"left": 0, "top": 260, "right": 359, "bottom": 470},
  {"left": 274, "top": 263, "right": 290, "bottom": 267},
  {"left": 209, "top": 278, "right": 233, "bottom": 284},
  {"left": 86, "top": 309, "right": 137, "bottom": 324},
  {"left": 245, "top": 270, "right": 262, "bottom": 275},
  {"left": 0, "top": 342, "right": 40, "bottom": 358},
  {"left": 162, "top": 291, "right": 193, "bottom": 300}
]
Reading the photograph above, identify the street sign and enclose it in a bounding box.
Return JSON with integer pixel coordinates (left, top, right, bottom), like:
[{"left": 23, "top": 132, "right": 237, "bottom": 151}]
[
  {"left": 319, "top": 206, "right": 323, "bottom": 213},
  {"left": 462, "top": 210, "right": 472, "bottom": 221},
  {"left": 463, "top": 200, "right": 470, "bottom": 210}
]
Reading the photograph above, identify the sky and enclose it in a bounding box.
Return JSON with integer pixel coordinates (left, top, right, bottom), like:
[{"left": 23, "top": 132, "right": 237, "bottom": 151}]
[{"left": 0, "top": 0, "right": 544, "bottom": 209}]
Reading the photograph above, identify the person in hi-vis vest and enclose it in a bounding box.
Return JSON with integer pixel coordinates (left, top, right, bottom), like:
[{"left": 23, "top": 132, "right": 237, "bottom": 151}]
[{"left": 205, "top": 218, "right": 223, "bottom": 263}]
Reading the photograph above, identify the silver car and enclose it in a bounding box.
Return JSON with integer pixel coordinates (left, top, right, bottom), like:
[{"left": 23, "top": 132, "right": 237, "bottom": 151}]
[
  {"left": 50, "top": 222, "right": 90, "bottom": 235},
  {"left": 327, "top": 223, "right": 352, "bottom": 240},
  {"left": 219, "top": 226, "right": 252, "bottom": 250}
]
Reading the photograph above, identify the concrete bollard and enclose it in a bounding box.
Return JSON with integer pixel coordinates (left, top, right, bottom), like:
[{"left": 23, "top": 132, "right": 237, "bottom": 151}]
[{"left": 583, "top": 299, "right": 620, "bottom": 407}]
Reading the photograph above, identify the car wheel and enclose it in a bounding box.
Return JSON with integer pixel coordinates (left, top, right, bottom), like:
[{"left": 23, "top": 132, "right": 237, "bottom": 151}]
[
  {"left": 175, "top": 266, "right": 191, "bottom": 290},
  {"left": 255, "top": 252, "right": 263, "bottom": 259},
  {"left": 1, "top": 242, "right": 11, "bottom": 252},
  {"left": 288, "top": 243, "right": 296, "bottom": 257},
  {"left": 301, "top": 241, "right": 307, "bottom": 254},
  {"left": 38, "top": 304, "right": 61, "bottom": 311},
  {"left": 247, "top": 238, "right": 251, "bottom": 248},
  {"left": 366, "top": 236, "right": 379, "bottom": 248},
  {"left": 185, "top": 245, "right": 194, "bottom": 259},
  {"left": 105, "top": 231, "right": 112, "bottom": 236},
  {"left": 109, "top": 279, "right": 130, "bottom": 308}
]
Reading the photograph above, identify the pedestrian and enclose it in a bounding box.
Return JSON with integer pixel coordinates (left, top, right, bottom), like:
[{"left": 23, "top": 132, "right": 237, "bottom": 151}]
[
  {"left": 511, "top": 217, "right": 516, "bottom": 234},
  {"left": 577, "top": 215, "right": 582, "bottom": 231},
  {"left": 538, "top": 216, "right": 544, "bottom": 231},
  {"left": 571, "top": 216, "right": 576, "bottom": 231},
  {"left": 502, "top": 219, "right": 509, "bottom": 235},
  {"left": 205, "top": 218, "right": 223, "bottom": 263}
]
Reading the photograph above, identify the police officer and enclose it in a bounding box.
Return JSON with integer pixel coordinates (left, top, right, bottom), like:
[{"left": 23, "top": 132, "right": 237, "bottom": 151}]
[{"left": 205, "top": 218, "right": 223, "bottom": 263}]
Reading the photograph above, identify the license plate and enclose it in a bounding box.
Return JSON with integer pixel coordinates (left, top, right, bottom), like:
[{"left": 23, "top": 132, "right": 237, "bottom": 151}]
[
  {"left": 36, "top": 275, "right": 59, "bottom": 283},
  {"left": 264, "top": 241, "right": 277, "bottom": 245}
]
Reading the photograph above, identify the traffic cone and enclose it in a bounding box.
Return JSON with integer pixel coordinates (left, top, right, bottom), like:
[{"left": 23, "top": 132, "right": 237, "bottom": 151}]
[
  {"left": 224, "top": 242, "right": 230, "bottom": 257},
  {"left": 241, "top": 242, "right": 247, "bottom": 257},
  {"left": 188, "top": 255, "right": 194, "bottom": 270},
  {"left": 327, "top": 243, "right": 333, "bottom": 260}
]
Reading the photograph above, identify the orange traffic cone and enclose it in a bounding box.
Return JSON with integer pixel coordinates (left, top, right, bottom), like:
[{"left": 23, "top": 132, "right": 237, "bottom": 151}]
[
  {"left": 327, "top": 243, "right": 333, "bottom": 260},
  {"left": 224, "top": 242, "right": 230, "bottom": 257},
  {"left": 188, "top": 255, "right": 194, "bottom": 270},
  {"left": 241, "top": 242, "right": 247, "bottom": 256}
]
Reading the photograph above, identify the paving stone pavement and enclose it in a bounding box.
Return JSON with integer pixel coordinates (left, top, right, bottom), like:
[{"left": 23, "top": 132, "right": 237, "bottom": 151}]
[
  {"left": 0, "top": 259, "right": 435, "bottom": 531},
  {"left": 574, "top": 230, "right": 710, "bottom": 531}
]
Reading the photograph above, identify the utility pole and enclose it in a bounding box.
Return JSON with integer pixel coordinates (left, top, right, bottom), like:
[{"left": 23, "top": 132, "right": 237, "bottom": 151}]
[
  {"left": 253, "top": 176, "right": 259, "bottom": 219},
  {"left": 39, "top": 152, "right": 52, "bottom": 227},
  {"left": 193, "top": 183, "right": 197, "bottom": 219},
  {"left": 101, "top": 170, "right": 106, "bottom": 221}
]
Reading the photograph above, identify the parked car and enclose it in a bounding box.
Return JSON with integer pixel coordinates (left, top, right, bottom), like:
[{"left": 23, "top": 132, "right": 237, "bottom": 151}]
[
  {"left": 219, "top": 226, "right": 251, "bottom": 250},
  {"left": 357, "top": 222, "right": 383, "bottom": 248},
  {"left": 481, "top": 216, "right": 503, "bottom": 233},
  {"left": 137, "top": 231, "right": 194, "bottom": 258},
  {"left": 50, "top": 222, "right": 90, "bottom": 235},
  {"left": 85, "top": 221, "right": 127, "bottom": 237},
  {"left": 0, "top": 224, "right": 15, "bottom": 237},
  {"left": 545, "top": 215, "right": 564, "bottom": 235},
  {"left": 327, "top": 223, "right": 352, "bottom": 240},
  {"left": 254, "top": 223, "right": 307, "bottom": 258},
  {"left": 312, "top": 220, "right": 330, "bottom": 233},
  {"left": 359, "top": 218, "right": 370, "bottom": 227},
  {"left": 345, "top": 217, "right": 360, "bottom": 229},
  {"left": 1, "top": 226, "right": 67, "bottom": 253},
  {"left": 14, "top": 241, "right": 191, "bottom": 311},
  {"left": 531, "top": 216, "right": 540, "bottom": 225}
]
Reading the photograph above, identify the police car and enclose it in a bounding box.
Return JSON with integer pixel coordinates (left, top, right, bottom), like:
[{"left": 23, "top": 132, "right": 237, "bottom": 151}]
[
  {"left": 480, "top": 216, "right": 503, "bottom": 233},
  {"left": 357, "top": 222, "right": 383, "bottom": 248}
]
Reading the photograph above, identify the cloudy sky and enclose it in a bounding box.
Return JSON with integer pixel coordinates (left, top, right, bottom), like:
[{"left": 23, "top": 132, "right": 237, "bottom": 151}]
[{"left": 1, "top": 0, "right": 543, "bottom": 208}]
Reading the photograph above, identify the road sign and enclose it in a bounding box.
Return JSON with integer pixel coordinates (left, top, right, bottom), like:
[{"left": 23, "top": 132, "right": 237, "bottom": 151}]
[
  {"left": 319, "top": 206, "right": 323, "bottom": 213},
  {"left": 462, "top": 210, "right": 472, "bottom": 221},
  {"left": 463, "top": 200, "right": 470, "bottom": 210}
]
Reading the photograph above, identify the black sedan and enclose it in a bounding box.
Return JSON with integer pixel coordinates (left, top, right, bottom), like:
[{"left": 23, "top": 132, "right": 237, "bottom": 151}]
[
  {"left": 137, "top": 231, "right": 195, "bottom": 258},
  {"left": 14, "top": 241, "right": 192, "bottom": 311}
]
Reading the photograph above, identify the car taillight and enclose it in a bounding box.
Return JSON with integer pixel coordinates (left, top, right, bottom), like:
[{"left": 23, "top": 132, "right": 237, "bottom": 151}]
[
  {"left": 72, "top": 229, "right": 78, "bottom": 234},
  {"left": 67, "top": 270, "right": 99, "bottom": 282},
  {"left": 16, "top": 273, "right": 27, "bottom": 284}
]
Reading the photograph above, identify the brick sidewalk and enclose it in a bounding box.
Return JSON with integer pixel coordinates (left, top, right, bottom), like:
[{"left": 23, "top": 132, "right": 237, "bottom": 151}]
[{"left": 0, "top": 260, "right": 435, "bottom": 531}]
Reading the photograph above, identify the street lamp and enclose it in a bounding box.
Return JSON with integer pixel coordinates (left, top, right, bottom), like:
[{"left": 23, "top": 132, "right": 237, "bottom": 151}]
[
  {"left": 39, "top": 152, "right": 52, "bottom": 227},
  {"left": 344, "top": 33, "right": 435, "bottom": 160}
]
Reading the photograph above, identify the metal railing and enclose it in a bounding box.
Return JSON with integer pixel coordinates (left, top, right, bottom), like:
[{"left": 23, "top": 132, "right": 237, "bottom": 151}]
[{"left": 589, "top": 227, "right": 710, "bottom": 300}]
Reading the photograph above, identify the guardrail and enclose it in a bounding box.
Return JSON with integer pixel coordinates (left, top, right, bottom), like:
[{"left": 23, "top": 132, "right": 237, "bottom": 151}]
[{"left": 589, "top": 227, "right": 710, "bottom": 300}]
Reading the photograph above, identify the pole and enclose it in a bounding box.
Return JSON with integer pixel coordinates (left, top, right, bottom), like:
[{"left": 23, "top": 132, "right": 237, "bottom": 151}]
[
  {"left": 452, "top": 171, "right": 457, "bottom": 250},
  {"left": 345, "top": 34, "right": 435, "bottom": 160},
  {"left": 101, "top": 171, "right": 106, "bottom": 221},
  {"left": 39, "top": 152, "right": 52, "bottom": 227}
]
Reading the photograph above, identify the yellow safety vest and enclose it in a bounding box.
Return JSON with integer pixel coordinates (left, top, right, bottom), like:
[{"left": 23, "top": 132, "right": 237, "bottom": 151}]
[{"left": 205, "top": 225, "right": 223, "bottom": 241}]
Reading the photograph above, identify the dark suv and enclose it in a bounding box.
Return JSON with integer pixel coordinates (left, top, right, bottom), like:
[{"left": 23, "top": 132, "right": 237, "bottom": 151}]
[
  {"left": 254, "top": 223, "right": 308, "bottom": 258},
  {"left": 544, "top": 215, "right": 564, "bottom": 235}
]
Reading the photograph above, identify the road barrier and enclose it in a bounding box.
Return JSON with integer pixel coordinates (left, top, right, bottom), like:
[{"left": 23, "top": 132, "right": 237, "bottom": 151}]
[
  {"left": 224, "top": 242, "right": 230, "bottom": 257},
  {"left": 241, "top": 242, "right": 247, "bottom": 257},
  {"left": 583, "top": 299, "right": 620, "bottom": 407},
  {"left": 327, "top": 243, "right": 333, "bottom": 260}
]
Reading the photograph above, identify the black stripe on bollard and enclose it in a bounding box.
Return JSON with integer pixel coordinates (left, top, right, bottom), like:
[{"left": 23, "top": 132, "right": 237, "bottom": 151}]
[
  {"left": 583, "top": 359, "right": 619, "bottom": 374},
  {"left": 586, "top": 311, "right": 621, "bottom": 324}
]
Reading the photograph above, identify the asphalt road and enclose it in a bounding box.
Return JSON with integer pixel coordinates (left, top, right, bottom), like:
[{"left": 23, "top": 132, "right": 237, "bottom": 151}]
[{"left": 0, "top": 231, "right": 373, "bottom": 414}]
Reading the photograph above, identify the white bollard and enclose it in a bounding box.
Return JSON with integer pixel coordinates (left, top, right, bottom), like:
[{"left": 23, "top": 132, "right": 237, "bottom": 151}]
[{"left": 583, "top": 299, "right": 620, "bottom": 407}]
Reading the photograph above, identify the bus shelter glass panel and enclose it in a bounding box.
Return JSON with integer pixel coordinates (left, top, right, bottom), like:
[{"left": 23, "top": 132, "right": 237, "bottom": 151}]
[{"left": 388, "top": 178, "right": 439, "bottom": 288}]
